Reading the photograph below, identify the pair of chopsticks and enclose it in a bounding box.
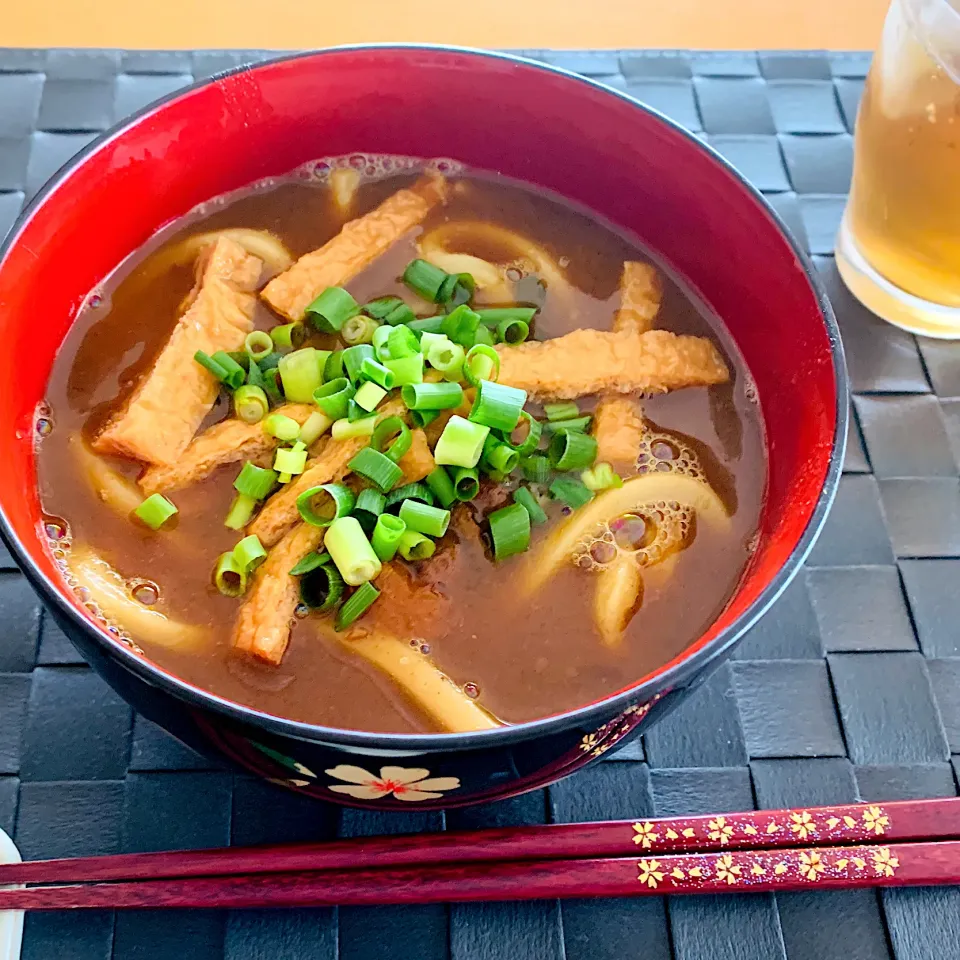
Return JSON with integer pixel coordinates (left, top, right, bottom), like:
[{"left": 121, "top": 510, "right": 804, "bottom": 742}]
[{"left": 1, "top": 797, "right": 958, "bottom": 909}]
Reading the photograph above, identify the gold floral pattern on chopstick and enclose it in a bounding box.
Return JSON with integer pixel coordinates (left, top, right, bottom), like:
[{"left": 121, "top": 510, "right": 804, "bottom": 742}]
[
  {"left": 628, "top": 803, "right": 891, "bottom": 852},
  {"left": 635, "top": 845, "right": 900, "bottom": 890}
]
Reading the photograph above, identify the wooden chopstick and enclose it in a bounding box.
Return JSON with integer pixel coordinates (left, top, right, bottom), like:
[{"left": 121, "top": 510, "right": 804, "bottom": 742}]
[
  {"left": 0, "top": 840, "right": 958, "bottom": 910},
  {"left": 0, "top": 796, "right": 956, "bottom": 887}
]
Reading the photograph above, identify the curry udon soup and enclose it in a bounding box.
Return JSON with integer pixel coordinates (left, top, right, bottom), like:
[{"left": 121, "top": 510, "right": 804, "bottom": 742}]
[{"left": 37, "top": 157, "right": 766, "bottom": 735}]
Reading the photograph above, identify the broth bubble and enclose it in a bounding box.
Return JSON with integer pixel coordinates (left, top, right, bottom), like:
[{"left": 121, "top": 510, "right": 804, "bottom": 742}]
[
  {"left": 131, "top": 581, "right": 159, "bottom": 606},
  {"left": 463, "top": 682, "right": 480, "bottom": 699},
  {"left": 45, "top": 518, "right": 68, "bottom": 540}
]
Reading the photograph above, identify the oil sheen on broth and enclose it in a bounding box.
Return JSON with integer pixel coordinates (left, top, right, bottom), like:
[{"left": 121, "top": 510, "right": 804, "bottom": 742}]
[{"left": 36, "top": 158, "right": 766, "bottom": 734}]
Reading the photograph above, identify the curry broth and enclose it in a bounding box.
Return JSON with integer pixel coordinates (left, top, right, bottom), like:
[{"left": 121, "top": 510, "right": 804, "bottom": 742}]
[{"left": 37, "top": 166, "right": 766, "bottom": 733}]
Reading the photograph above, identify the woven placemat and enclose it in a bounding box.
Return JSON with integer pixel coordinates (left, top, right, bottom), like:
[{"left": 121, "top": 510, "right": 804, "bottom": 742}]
[{"left": 1, "top": 47, "right": 959, "bottom": 960}]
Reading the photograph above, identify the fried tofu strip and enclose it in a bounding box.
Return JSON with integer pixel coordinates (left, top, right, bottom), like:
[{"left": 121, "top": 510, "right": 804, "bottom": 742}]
[
  {"left": 593, "top": 400, "right": 648, "bottom": 468},
  {"left": 614, "top": 261, "right": 662, "bottom": 336},
  {"left": 593, "top": 262, "right": 663, "bottom": 467},
  {"left": 233, "top": 523, "right": 324, "bottom": 664},
  {"left": 497, "top": 328, "right": 728, "bottom": 400},
  {"left": 397, "top": 430, "right": 435, "bottom": 485},
  {"left": 261, "top": 175, "right": 449, "bottom": 321},
  {"left": 138, "top": 403, "right": 316, "bottom": 495},
  {"left": 249, "top": 397, "right": 407, "bottom": 547},
  {"left": 95, "top": 236, "right": 261, "bottom": 465}
]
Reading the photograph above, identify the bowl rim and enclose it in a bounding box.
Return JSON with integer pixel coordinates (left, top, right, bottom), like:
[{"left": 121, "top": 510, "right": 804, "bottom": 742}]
[{"left": 0, "top": 43, "right": 849, "bottom": 751}]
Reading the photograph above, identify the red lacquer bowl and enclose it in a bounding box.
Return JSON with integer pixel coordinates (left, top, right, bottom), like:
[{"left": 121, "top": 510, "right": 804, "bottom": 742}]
[{"left": 0, "top": 47, "right": 846, "bottom": 809}]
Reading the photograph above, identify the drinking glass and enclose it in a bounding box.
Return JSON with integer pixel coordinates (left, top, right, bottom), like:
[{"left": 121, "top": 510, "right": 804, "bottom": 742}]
[{"left": 836, "top": 0, "right": 960, "bottom": 337}]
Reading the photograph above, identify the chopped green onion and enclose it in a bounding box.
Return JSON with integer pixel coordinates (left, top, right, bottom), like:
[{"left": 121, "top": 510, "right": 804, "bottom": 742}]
[
  {"left": 548, "top": 430, "right": 598, "bottom": 471},
  {"left": 407, "top": 315, "right": 445, "bottom": 335},
  {"left": 397, "top": 530, "right": 435, "bottom": 561},
  {"left": 347, "top": 399, "right": 377, "bottom": 422},
  {"left": 331, "top": 416, "right": 377, "bottom": 441},
  {"left": 401, "top": 381, "right": 464, "bottom": 411},
  {"left": 387, "top": 324, "right": 420, "bottom": 359},
  {"left": 476, "top": 307, "right": 538, "bottom": 328},
  {"left": 513, "top": 485, "right": 548, "bottom": 525},
  {"left": 354, "top": 488, "right": 386, "bottom": 533},
  {"left": 313, "top": 377, "right": 355, "bottom": 420},
  {"left": 262, "top": 368, "right": 284, "bottom": 405},
  {"left": 258, "top": 352, "right": 282, "bottom": 372},
  {"left": 214, "top": 551, "right": 246, "bottom": 597},
  {"left": 510, "top": 411, "right": 542, "bottom": 458},
  {"left": 325, "top": 516, "right": 382, "bottom": 586},
  {"left": 544, "top": 401, "right": 580, "bottom": 422},
  {"left": 224, "top": 493, "right": 257, "bottom": 530},
  {"left": 520, "top": 454, "right": 551, "bottom": 484},
  {"left": 399, "top": 499, "right": 450, "bottom": 538},
  {"left": 581, "top": 462, "right": 623, "bottom": 492},
  {"left": 348, "top": 446, "right": 403, "bottom": 493},
  {"left": 383, "top": 354, "right": 424, "bottom": 386},
  {"left": 263, "top": 413, "right": 300, "bottom": 442},
  {"left": 226, "top": 351, "right": 252, "bottom": 371},
  {"left": 355, "top": 381, "right": 387, "bottom": 412},
  {"left": 451, "top": 466, "right": 480, "bottom": 501},
  {"left": 372, "top": 514, "right": 406, "bottom": 562},
  {"left": 419, "top": 331, "right": 449, "bottom": 354},
  {"left": 299, "top": 410, "right": 333, "bottom": 447},
  {"left": 434, "top": 415, "right": 489, "bottom": 468},
  {"left": 296, "top": 483, "right": 357, "bottom": 527},
  {"left": 411, "top": 409, "right": 440, "bottom": 429},
  {"left": 365, "top": 297, "right": 416, "bottom": 326},
  {"left": 279, "top": 348, "right": 325, "bottom": 403},
  {"left": 245, "top": 358, "right": 265, "bottom": 389},
  {"left": 496, "top": 317, "right": 530, "bottom": 344},
  {"left": 371, "top": 416, "right": 412, "bottom": 463},
  {"left": 463, "top": 344, "right": 501, "bottom": 387},
  {"left": 289, "top": 551, "right": 331, "bottom": 576},
  {"left": 385, "top": 302, "right": 416, "bottom": 326},
  {"left": 471, "top": 324, "right": 495, "bottom": 348},
  {"left": 385, "top": 482, "right": 435, "bottom": 511},
  {"left": 194, "top": 350, "right": 229, "bottom": 382},
  {"left": 441, "top": 304, "right": 481, "bottom": 347},
  {"left": 270, "top": 322, "right": 306, "bottom": 350},
  {"left": 364, "top": 296, "right": 406, "bottom": 321},
  {"left": 403, "top": 259, "right": 448, "bottom": 302},
  {"left": 438, "top": 272, "right": 475, "bottom": 307},
  {"left": 306, "top": 286, "right": 359, "bottom": 332},
  {"left": 342, "top": 314, "right": 380, "bottom": 346},
  {"left": 274, "top": 441, "right": 308, "bottom": 478},
  {"left": 343, "top": 344, "right": 375, "bottom": 385},
  {"left": 244, "top": 330, "right": 274, "bottom": 362},
  {"left": 469, "top": 380, "right": 526, "bottom": 433},
  {"left": 233, "top": 384, "right": 269, "bottom": 424},
  {"left": 372, "top": 324, "right": 393, "bottom": 362},
  {"left": 482, "top": 437, "right": 520, "bottom": 475},
  {"left": 425, "top": 467, "right": 458, "bottom": 509},
  {"left": 233, "top": 534, "right": 267, "bottom": 573},
  {"left": 197, "top": 350, "right": 243, "bottom": 390},
  {"left": 544, "top": 415, "right": 592, "bottom": 435},
  {"left": 324, "top": 350, "right": 345, "bottom": 381},
  {"left": 427, "top": 340, "right": 465, "bottom": 381},
  {"left": 134, "top": 493, "right": 178, "bottom": 530},
  {"left": 300, "top": 562, "right": 346, "bottom": 611},
  {"left": 488, "top": 503, "right": 531, "bottom": 561},
  {"left": 360, "top": 357, "right": 395, "bottom": 390},
  {"left": 234, "top": 462, "right": 277, "bottom": 500},
  {"left": 335, "top": 581, "right": 380, "bottom": 630},
  {"left": 549, "top": 476, "right": 595, "bottom": 509}
]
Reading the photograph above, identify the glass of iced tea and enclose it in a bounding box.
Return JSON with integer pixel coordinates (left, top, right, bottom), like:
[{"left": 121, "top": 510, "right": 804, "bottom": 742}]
[{"left": 836, "top": 0, "right": 960, "bottom": 337}]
